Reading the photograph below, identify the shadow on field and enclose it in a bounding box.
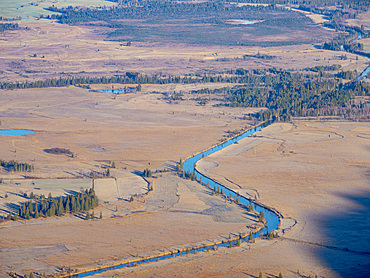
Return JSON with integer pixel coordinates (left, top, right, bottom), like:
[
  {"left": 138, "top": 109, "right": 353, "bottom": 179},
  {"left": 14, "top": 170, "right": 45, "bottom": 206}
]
[{"left": 316, "top": 191, "right": 370, "bottom": 277}]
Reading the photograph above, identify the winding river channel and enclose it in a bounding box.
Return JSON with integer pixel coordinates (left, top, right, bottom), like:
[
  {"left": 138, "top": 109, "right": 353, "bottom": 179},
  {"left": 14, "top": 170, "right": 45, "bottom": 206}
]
[{"left": 66, "top": 121, "right": 280, "bottom": 278}]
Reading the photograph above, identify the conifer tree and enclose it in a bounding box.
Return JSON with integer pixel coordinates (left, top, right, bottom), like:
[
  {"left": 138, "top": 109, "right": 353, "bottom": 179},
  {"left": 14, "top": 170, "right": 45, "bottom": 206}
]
[{"left": 259, "top": 211, "right": 265, "bottom": 222}]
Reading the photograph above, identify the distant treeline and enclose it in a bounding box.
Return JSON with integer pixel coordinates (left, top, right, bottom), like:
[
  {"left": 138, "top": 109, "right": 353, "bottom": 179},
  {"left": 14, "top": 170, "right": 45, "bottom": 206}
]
[
  {"left": 2, "top": 67, "right": 368, "bottom": 122},
  {"left": 306, "top": 64, "right": 342, "bottom": 72},
  {"left": 47, "top": 2, "right": 285, "bottom": 24},
  {"left": 19, "top": 189, "right": 98, "bottom": 219},
  {"left": 0, "top": 67, "right": 344, "bottom": 90},
  {"left": 0, "top": 23, "right": 19, "bottom": 32},
  {"left": 44, "top": 148, "right": 72, "bottom": 155},
  {"left": 0, "top": 159, "right": 34, "bottom": 172},
  {"left": 237, "top": 0, "right": 369, "bottom": 11},
  {"left": 0, "top": 72, "right": 200, "bottom": 90},
  {"left": 243, "top": 53, "right": 276, "bottom": 60},
  {"left": 0, "top": 16, "right": 22, "bottom": 21}
]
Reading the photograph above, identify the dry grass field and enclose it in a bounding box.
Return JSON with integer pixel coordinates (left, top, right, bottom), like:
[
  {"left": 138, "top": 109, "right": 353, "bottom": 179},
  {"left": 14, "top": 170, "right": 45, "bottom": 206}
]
[
  {"left": 346, "top": 10, "right": 370, "bottom": 31},
  {"left": 0, "top": 173, "right": 258, "bottom": 276},
  {"left": 0, "top": 84, "right": 260, "bottom": 178},
  {"left": 0, "top": 19, "right": 368, "bottom": 83},
  {"left": 1, "top": 2, "right": 370, "bottom": 278},
  {"left": 192, "top": 122, "right": 370, "bottom": 278}
]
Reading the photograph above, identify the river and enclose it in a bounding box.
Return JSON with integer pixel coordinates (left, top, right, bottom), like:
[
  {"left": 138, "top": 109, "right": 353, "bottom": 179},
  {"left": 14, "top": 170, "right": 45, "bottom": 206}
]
[{"left": 65, "top": 121, "right": 280, "bottom": 278}]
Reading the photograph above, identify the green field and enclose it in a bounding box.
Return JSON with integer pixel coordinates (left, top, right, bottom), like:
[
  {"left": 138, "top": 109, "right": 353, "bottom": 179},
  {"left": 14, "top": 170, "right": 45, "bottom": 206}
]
[{"left": 0, "top": 0, "right": 115, "bottom": 20}]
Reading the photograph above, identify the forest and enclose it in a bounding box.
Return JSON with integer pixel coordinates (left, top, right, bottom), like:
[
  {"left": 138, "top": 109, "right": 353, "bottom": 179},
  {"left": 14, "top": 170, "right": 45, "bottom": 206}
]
[
  {"left": 0, "top": 160, "right": 34, "bottom": 172},
  {"left": 18, "top": 189, "right": 98, "bottom": 220},
  {"left": 45, "top": 1, "right": 328, "bottom": 46}
]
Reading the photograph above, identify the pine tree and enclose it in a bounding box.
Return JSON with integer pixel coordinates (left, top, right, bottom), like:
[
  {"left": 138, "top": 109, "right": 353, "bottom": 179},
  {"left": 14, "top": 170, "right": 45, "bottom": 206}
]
[
  {"left": 278, "top": 272, "right": 283, "bottom": 278},
  {"left": 65, "top": 200, "right": 71, "bottom": 212},
  {"left": 259, "top": 272, "right": 263, "bottom": 278},
  {"left": 29, "top": 273, "right": 34, "bottom": 278},
  {"left": 86, "top": 212, "right": 90, "bottom": 220},
  {"left": 100, "top": 211, "right": 103, "bottom": 219},
  {"left": 259, "top": 211, "right": 265, "bottom": 222}
]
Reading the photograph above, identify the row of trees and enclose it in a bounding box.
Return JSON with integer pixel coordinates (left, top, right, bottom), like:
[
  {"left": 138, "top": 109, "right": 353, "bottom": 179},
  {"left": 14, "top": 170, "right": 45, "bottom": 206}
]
[
  {"left": 0, "top": 159, "right": 34, "bottom": 172},
  {"left": 0, "top": 73, "right": 204, "bottom": 90},
  {"left": 0, "top": 23, "right": 18, "bottom": 32},
  {"left": 1, "top": 66, "right": 354, "bottom": 91},
  {"left": 18, "top": 189, "right": 98, "bottom": 219},
  {"left": 239, "top": 0, "right": 369, "bottom": 11},
  {"left": 143, "top": 168, "right": 152, "bottom": 177}
]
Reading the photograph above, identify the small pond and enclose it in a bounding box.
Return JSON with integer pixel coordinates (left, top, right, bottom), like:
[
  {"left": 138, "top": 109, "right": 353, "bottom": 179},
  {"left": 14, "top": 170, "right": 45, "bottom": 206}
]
[
  {"left": 98, "top": 90, "right": 125, "bottom": 94},
  {"left": 227, "top": 19, "right": 260, "bottom": 25},
  {"left": 0, "top": 129, "right": 36, "bottom": 136}
]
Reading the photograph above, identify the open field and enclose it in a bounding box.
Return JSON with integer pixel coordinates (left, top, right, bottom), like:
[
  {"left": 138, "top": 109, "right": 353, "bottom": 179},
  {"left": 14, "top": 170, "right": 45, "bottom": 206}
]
[
  {"left": 0, "top": 0, "right": 115, "bottom": 20},
  {"left": 0, "top": 173, "right": 258, "bottom": 276},
  {"left": 0, "top": 1, "right": 370, "bottom": 277},
  {"left": 192, "top": 122, "right": 370, "bottom": 277},
  {"left": 345, "top": 10, "right": 370, "bottom": 31},
  {"left": 0, "top": 19, "right": 369, "bottom": 83},
  {"left": 0, "top": 84, "right": 262, "bottom": 180}
]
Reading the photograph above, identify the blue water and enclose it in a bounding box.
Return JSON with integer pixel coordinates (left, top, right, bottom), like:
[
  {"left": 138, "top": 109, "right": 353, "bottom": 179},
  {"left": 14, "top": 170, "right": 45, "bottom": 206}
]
[
  {"left": 67, "top": 121, "right": 279, "bottom": 278},
  {"left": 183, "top": 120, "right": 279, "bottom": 234},
  {"left": 0, "top": 129, "right": 36, "bottom": 136},
  {"left": 356, "top": 65, "right": 370, "bottom": 81},
  {"left": 240, "top": 20, "right": 259, "bottom": 25},
  {"left": 98, "top": 90, "right": 124, "bottom": 94}
]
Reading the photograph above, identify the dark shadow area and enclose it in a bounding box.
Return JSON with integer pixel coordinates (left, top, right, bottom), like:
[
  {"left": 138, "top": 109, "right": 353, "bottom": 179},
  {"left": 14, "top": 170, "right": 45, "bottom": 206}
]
[
  {"left": 64, "top": 189, "right": 79, "bottom": 195},
  {"left": 4, "top": 202, "right": 20, "bottom": 212},
  {"left": 316, "top": 190, "right": 370, "bottom": 277},
  {"left": 132, "top": 170, "right": 143, "bottom": 176}
]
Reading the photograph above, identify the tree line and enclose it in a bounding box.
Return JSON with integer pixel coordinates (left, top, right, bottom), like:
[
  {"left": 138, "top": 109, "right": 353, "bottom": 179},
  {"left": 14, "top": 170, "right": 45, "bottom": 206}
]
[
  {"left": 2, "top": 67, "right": 368, "bottom": 121},
  {"left": 0, "top": 73, "right": 203, "bottom": 90},
  {"left": 0, "top": 159, "right": 34, "bottom": 172},
  {"left": 0, "top": 23, "right": 19, "bottom": 32},
  {"left": 48, "top": 1, "right": 286, "bottom": 24},
  {"left": 18, "top": 189, "right": 98, "bottom": 219}
]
